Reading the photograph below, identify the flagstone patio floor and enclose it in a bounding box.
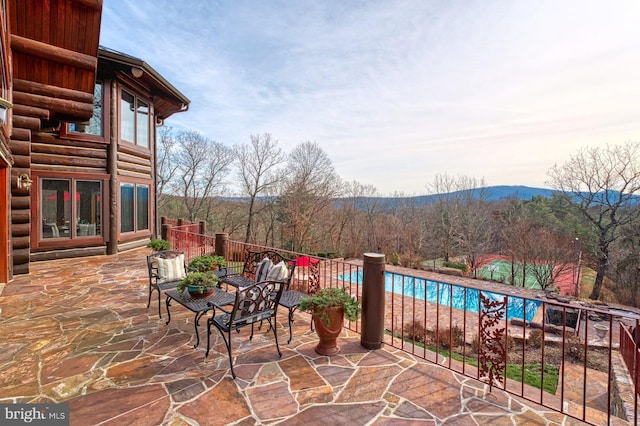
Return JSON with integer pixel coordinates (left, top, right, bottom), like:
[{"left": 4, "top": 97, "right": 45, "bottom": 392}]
[{"left": 0, "top": 248, "right": 608, "bottom": 425}]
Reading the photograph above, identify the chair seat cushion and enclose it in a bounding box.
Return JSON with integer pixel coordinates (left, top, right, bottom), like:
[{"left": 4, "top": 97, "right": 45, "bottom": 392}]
[{"left": 156, "top": 254, "right": 186, "bottom": 284}]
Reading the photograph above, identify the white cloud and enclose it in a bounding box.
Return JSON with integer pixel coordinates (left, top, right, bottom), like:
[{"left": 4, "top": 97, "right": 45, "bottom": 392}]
[{"left": 100, "top": 0, "right": 640, "bottom": 195}]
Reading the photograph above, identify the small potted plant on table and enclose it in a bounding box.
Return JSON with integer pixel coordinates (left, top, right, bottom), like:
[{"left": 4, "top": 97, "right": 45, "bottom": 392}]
[
  {"left": 177, "top": 271, "right": 219, "bottom": 299},
  {"left": 299, "top": 287, "right": 361, "bottom": 355}
]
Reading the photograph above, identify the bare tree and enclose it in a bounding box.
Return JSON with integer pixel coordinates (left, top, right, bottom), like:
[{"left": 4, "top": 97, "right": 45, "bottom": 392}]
[
  {"left": 426, "top": 173, "right": 489, "bottom": 264},
  {"left": 455, "top": 185, "right": 493, "bottom": 277},
  {"left": 496, "top": 199, "right": 535, "bottom": 286},
  {"left": 527, "top": 229, "right": 574, "bottom": 291},
  {"left": 609, "top": 220, "right": 640, "bottom": 305},
  {"left": 174, "top": 130, "right": 234, "bottom": 222},
  {"left": 548, "top": 142, "right": 640, "bottom": 300},
  {"left": 333, "top": 181, "right": 380, "bottom": 257},
  {"left": 279, "top": 141, "right": 342, "bottom": 252},
  {"left": 156, "top": 126, "right": 178, "bottom": 211},
  {"left": 234, "top": 133, "right": 287, "bottom": 243}
]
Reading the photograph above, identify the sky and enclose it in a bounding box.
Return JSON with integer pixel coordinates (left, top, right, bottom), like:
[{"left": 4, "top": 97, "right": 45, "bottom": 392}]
[{"left": 99, "top": 0, "right": 640, "bottom": 196}]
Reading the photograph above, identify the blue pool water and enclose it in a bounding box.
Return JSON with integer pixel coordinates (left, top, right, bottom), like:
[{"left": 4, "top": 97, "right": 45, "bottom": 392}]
[{"left": 340, "top": 271, "right": 541, "bottom": 322}]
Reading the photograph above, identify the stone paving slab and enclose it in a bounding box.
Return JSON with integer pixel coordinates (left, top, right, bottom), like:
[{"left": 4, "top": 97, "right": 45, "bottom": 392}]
[{"left": 0, "top": 248, "right": 625, "bottom": 425}]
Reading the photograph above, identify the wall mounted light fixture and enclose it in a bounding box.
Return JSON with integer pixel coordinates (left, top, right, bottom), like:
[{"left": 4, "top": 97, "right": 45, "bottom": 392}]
[
  {"left": 131, "top": 67, "right": 143, "bottom": 78},
  {"left": 17, "top": 173, "right": 33, "bottom": 190}
]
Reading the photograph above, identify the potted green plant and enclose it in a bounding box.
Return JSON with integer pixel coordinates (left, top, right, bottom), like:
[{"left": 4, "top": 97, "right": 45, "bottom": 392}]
[
  {"left": 147, "top": 239, "right": 170, "bottom": 252},
  {"left": 299, "top": 287, "right": 361, "bottom": 355},
  {"left": 177, "top": 271, "right": 219, "bottom": 299},
  {"left": 188, "top": 255, "right": 227, "bottom": 272}
]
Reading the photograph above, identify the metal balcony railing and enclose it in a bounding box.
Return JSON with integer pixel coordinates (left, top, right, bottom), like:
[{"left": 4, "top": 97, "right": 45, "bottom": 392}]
[{"left": 165, "top": 223, "right": 640, "bottom": 425}]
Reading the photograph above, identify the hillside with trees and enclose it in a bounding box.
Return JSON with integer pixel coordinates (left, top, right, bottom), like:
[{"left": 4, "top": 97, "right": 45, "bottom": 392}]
[{"left": 157, "top": 132, "right": 640, "bottom": 308}]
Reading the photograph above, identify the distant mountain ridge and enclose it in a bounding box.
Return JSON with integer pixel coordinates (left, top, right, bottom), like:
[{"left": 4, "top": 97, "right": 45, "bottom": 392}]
[
  {"left": 220, "top": 185, "right": 557, "bottom": 206},
  {"left": 341, "top": 185, "right": 558, "bottom": 210}
]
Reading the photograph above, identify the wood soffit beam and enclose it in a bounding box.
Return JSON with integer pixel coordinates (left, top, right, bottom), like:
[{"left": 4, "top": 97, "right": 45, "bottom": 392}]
[
  {"left": 11, "top": 34, "right": 98, "bottom": 71},
  {"left": 13, "top": 79, "right": 94, "bottom": 103},
  {"left": 72, "top": 0, "right": 103, "bottom": 11}
]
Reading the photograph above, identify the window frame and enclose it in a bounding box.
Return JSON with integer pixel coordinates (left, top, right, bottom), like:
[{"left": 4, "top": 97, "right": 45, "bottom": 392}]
[
  {"left": 119, "top": 88, "right": 152, "bottom": 149},
  {"left": 32, "top": 172, "right": 108, "bottom": 248},
  {"left": 0, "top": 0, "right": 11, "bottom": 137},
  {"left": 60, "top": 81, "right": 107, "bottom": 144},
  {"left": 119, "top": 181, "right": 151, "bottom": 236}
]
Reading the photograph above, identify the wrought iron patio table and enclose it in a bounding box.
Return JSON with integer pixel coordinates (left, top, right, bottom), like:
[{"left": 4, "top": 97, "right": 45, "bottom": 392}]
[
  {"left": 220, "top": 275, "right": 306, "bottom": 343},
  {"left": 165, "top": 288, "right": 235, "bottom": 348}
]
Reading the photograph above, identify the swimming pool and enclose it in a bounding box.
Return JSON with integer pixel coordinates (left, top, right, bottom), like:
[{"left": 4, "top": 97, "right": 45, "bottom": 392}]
[{"left": 340, "top": 271, "right": 541, "bottom": 323}]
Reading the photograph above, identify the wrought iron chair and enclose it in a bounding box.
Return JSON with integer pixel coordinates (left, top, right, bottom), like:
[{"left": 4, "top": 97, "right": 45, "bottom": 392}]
[
  {"left": 146, "top": 250, "right": 188, "bottom": 318},
  {"left": 220, "top": 250, "right": 301, "bottom": 343},
  {"left": 205, "top": 280, "right": 285, "bottom": 378}
]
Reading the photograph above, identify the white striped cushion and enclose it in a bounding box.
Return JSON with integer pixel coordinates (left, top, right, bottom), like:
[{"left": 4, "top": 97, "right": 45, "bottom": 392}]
[
  {"left": 255, "top": 258, "right": 272, "bottom": 282},
  {"left": 156, "top": 254, "right": 186, "bottom": 284},
  {"left": 267, "top": 261, "right": 288, "bottom": 281}
]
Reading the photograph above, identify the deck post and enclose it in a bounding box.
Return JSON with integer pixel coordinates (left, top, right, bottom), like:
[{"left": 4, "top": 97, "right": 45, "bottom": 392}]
[
  {"left": 215, "top": 233, "right": 228, "bottom": 258},
  {"left": 361, "top": 252, "right": 385, "bottom": 349}
]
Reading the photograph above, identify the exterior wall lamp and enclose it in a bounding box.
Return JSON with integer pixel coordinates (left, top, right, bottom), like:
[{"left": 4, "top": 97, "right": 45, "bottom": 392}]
[{"left": 17, "top": 173, "right": 33, "bottom": 190}]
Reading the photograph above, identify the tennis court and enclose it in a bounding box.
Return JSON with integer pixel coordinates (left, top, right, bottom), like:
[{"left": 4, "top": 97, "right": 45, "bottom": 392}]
[
  {"left": 475, "top": 255, "right": 578, "bottom": 295},
  {"left": 476, "top": 258, "right": 542, "bottom": 289}
]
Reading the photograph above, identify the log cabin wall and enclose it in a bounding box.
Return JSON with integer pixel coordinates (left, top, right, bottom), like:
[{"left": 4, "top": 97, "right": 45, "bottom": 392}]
[
  {"left": 1, "top": 1, "right": 12, "bottom": 283},
  {"left": 27, "top": 54, "right": 188, "bottom": 264},
  {"left": 28, "top": 74, "right": 152, "bottom": 262},
  {"left": 4, "top": 0, "right": 188, "bottom": 274},
  {"left": 7, "top": 0, "right": 103, "bottom": 275}
]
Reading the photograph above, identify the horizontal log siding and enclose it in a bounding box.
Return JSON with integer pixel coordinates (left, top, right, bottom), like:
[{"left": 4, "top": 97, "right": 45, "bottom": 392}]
[
  {"left": 117, "top": 145, "right": 152, "bottom": 179},
  {"left": 30, "top": 131, "right": 108, "bottom": 173},
  {"left": 12, "top": 114, "right": 41, "bottom": 131},
  {"left": 12, "top": 104, "right": 50, "bottom": 120},
  {"left": 9, "top": 119, "right": 32, "bottom": 274}
]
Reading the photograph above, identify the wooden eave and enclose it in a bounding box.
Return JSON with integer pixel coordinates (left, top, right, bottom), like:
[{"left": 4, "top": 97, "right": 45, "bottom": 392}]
[
  {"left": 98, "top": 47, "right": 190, "bottom": 121},
  {"left": 9, "top": 0, "right": 103, "bottom": 121}
]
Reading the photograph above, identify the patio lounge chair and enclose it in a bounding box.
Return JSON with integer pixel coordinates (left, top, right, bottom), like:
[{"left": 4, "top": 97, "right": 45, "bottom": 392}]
[
  {"left": 205, "top": 279, "right": 285, "bottom": 378},
  {"left": 147, "top": 250, "right": 188, "bottom": 318}
]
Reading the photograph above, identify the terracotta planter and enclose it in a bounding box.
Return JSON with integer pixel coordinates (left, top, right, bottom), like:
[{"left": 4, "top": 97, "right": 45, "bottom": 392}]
[{"left": 312, "top": 306, "right": 345, "bottom": 356}]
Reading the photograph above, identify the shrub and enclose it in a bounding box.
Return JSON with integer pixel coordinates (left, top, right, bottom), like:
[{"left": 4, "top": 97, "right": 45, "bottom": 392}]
[
  {"left": 504, "top": 333, "right": 515, "bottom": 351},
  {"left": 470, "top": 332, "right": 513, "bottom": 353},
  {"left": 442, "top": 260, "right": 468, "bottom": 273},
  {"left": 436, "top": 325, "right": 463, "bottom": 349},
  {"left": 528, "top": 329, "right": 543, "bottom": 348},
  {"left": 470, "top": 335, "right": 479, "bottom": 354},
  {"left": 188, "top": 255, "right": 226, "bottom": 272},
  {"left": 403, "top": 320, "right": 426, "bottom": 343},
  {"left": 566, "top": 335, "right": 585, "bottom": 362},
  {"left": 147, "top": 239, "right": 170, "bottom": 251},
  {"left": 299, "top": 287, "right": 361, "bottom": 326}
]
